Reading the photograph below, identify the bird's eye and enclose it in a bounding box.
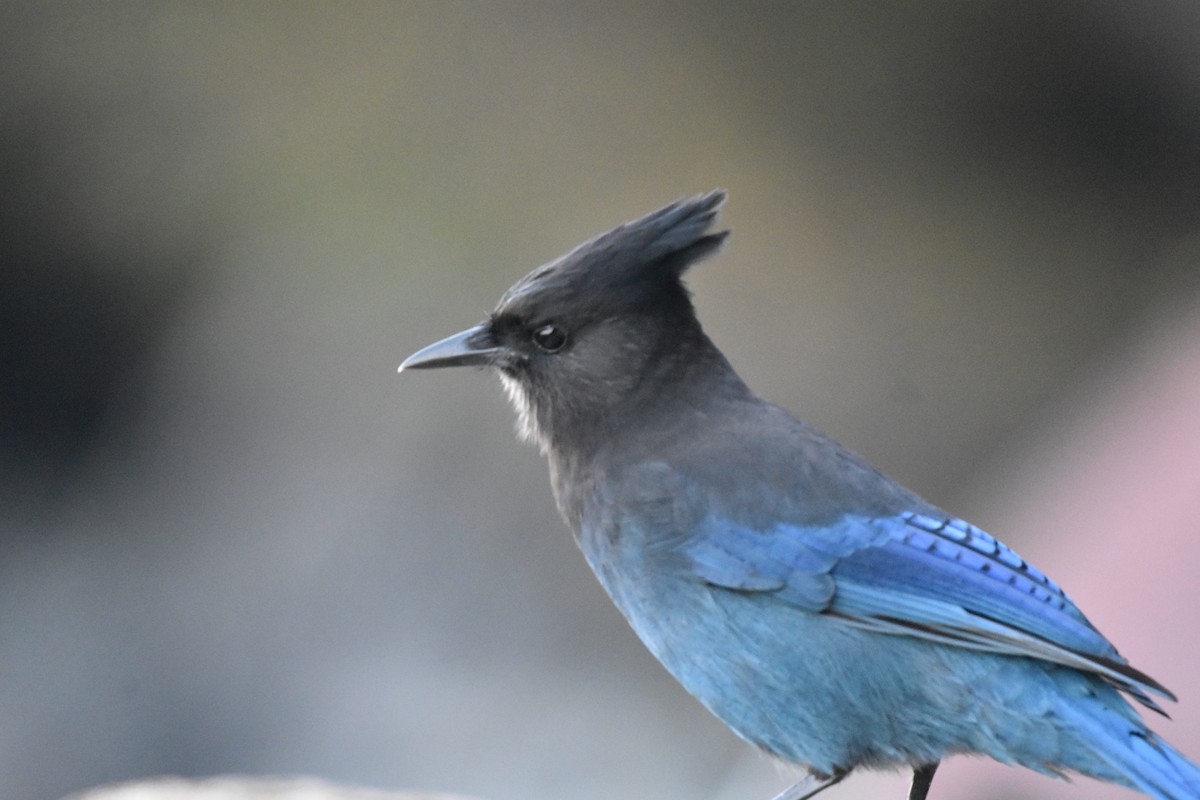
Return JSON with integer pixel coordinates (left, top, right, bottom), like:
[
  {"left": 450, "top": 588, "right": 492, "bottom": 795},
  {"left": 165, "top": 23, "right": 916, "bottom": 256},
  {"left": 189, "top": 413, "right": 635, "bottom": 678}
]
[{"left": 531, "top": 324, "right": 567, "bottom": 353}]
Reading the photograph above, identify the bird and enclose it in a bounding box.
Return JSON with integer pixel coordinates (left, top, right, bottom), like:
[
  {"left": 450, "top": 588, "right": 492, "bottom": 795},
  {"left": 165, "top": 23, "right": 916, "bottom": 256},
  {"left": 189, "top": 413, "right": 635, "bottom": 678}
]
[{"left": 399, "top": 191, "right": 1200, "bottom": 800}]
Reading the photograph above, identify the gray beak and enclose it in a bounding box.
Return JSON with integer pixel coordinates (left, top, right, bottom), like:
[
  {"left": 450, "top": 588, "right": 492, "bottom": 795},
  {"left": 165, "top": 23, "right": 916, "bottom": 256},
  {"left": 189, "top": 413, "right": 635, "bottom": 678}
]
[{"left": 398, "top": 323, "right": 500, "bottom": 371}]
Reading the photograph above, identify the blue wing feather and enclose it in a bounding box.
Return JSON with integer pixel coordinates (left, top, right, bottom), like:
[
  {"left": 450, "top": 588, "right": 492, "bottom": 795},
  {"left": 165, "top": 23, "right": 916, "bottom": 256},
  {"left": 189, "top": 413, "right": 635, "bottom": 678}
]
[
  {"left": 833, "top": 514, "right": 1106, "bottom": 656},
  {"left": 684, "top": 511, "right": 1175, "bottom": 710}
]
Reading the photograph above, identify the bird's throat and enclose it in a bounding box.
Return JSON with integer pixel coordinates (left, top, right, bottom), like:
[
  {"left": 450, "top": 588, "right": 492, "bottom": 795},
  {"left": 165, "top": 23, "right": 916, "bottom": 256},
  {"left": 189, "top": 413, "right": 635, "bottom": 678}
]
[{"left": 497, "top": 371, "right": 547, "bottom": 452}]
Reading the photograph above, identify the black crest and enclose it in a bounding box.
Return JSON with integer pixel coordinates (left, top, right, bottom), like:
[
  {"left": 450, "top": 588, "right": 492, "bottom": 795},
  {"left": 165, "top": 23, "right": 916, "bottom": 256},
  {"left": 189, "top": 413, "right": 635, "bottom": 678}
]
[{"left": 496, "top": 190, "right": 729, "bottom": 321}]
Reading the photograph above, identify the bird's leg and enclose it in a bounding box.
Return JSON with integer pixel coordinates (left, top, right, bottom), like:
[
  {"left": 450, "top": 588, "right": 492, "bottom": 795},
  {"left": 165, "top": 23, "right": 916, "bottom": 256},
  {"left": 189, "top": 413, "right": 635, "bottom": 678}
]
[
  {"left": 770, "top": 768, "right": 849, "bottom": 800},
  {"left": 908, "top": 762, "right": 939, "bottom": 800}
]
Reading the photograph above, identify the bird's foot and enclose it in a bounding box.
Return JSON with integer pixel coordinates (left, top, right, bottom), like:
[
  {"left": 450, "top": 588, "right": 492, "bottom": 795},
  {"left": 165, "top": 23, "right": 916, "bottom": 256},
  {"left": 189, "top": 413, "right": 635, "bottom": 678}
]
[
  {"left": 770, "top": 767, "right": 849, "bottom": 800},
  {"left": 908, "top": 762, "right": 939, "bottom": 800}
]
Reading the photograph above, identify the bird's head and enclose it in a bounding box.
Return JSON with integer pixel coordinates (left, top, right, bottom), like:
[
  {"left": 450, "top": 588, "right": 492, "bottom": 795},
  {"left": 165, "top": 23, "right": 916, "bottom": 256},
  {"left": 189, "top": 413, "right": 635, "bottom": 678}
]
[{"left": 400, "top": 190, "right": 731, "bottom": 454}]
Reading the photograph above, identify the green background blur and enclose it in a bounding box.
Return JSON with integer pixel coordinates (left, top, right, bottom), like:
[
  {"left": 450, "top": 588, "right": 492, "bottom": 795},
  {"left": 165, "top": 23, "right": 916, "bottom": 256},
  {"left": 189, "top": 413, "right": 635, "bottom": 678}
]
[{"left": 3, "top": 4, "right": 1199, "bottom": 800}]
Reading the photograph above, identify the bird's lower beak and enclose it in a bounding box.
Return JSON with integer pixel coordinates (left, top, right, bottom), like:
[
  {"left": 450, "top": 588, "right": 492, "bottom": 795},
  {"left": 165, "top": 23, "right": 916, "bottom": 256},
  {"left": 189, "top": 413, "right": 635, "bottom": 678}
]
[{"left": 399, "top": 323, "right": 500, "bottom": 371}]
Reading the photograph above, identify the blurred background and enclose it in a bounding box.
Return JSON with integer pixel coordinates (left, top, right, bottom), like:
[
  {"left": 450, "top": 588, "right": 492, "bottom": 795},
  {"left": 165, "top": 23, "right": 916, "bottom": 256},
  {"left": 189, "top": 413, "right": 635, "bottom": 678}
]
[{"left": 2, "top": 3, "right": 1199, "bottom": 800}]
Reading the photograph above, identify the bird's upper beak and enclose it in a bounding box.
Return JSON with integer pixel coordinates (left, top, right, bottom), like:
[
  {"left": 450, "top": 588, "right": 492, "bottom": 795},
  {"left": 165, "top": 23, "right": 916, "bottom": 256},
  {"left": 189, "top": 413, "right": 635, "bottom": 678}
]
[{"left": 398, "top": 323, "right": 501, "bottom": 372}]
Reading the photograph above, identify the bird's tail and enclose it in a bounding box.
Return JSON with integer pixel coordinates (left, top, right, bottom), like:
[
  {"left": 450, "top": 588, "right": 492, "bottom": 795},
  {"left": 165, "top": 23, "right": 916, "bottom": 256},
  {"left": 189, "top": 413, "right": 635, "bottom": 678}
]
[
  {"left": 1118, "top": 733, "right": 1200, "bottom": 800},
  {"left": 1055, "top": 692, "right": 1200, "bottom": 799}
]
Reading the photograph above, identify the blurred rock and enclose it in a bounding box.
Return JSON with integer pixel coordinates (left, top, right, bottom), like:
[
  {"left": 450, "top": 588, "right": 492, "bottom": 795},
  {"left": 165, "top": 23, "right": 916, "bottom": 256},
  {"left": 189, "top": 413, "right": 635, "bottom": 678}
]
[{"left": 65, "top": 776, "right": 478, "bottom": 800}]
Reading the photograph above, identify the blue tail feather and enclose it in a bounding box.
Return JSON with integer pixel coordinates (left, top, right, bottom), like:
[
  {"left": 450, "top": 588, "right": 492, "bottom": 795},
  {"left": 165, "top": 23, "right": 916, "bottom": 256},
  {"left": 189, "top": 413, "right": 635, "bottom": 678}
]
[
  {"left": 1056, "top": 691, "right": 1200, "bottom": 799},
  {"left": 1122, "top": 733, "right": 1200, "bottom": 800}
]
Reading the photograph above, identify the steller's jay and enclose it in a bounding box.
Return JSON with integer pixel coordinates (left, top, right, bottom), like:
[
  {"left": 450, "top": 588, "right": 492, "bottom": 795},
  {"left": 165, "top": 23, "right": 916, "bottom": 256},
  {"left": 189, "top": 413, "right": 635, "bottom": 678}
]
[{"left": 400, "top": 191, "right": 1200, "bottom": 799}]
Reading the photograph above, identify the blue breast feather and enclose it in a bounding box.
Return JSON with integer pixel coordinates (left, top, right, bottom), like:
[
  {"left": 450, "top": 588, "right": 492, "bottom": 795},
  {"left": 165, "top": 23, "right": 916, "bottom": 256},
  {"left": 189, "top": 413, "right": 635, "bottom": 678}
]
[{"left": 684, "top": 511, "right": 1173, "bottom": 713}]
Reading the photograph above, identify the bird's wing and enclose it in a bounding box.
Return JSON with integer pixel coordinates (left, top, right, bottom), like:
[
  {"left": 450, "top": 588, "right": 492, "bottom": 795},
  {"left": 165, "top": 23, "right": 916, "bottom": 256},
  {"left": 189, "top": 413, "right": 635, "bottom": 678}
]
[{"left": 684, "top": 511, "right": 1174, "bottom": 712}]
